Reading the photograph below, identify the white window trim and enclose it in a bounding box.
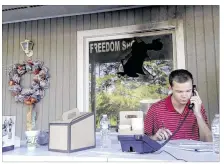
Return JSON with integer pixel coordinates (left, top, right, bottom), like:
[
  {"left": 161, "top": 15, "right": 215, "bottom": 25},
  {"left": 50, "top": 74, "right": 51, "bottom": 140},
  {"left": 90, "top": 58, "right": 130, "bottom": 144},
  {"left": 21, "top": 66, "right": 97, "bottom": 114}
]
[{"left": 77, "top": 19, "right": 185, "bottom": 112}]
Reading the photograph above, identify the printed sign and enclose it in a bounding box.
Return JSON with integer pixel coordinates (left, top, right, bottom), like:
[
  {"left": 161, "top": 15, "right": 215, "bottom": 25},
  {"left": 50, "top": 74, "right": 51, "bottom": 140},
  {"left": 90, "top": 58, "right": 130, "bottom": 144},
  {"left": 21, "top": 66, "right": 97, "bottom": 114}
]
[{"left": 89, "top": 34, "right": 173, "bottom": 64}]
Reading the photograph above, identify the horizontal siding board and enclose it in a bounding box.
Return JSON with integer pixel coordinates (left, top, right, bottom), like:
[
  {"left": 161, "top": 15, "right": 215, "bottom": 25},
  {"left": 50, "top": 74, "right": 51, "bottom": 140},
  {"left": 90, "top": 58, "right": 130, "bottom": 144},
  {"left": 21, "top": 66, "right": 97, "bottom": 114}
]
[
  {"left": 119, "top": 10, "right": 127, "bottom": 26},
  {"left": 10, "top": 24, "right": 16, "bottom": 120},
  {"left": 55, "top": 17, "right": 64, "bottom": 120},
  {"left": 42, "top": 18, "right": 51, "bottom": 130},
  {"left": 160, "top": 6, "right": 168, "bottom": 21},
  {"left": 98, "top": 12, "right": 105, "bottom": 29},
  {"left": 168, "top": 5, "right": 176, "bottom": 19},
  {"left": 185, "top": 6, "right": 198, "bottom": 85},
  {"left": 6, "top": 23, "right": 14, "bottom": 116},
  {"left": 22, "top": 22, "right": 32, "bottom": 135},
  {"left": 212, "top": 6, "right": 219, "bottom": 97},
  {"left": 69, "top": 16, "right": 77, "bottom": 109},
  {"left": 19, "top": 22, "right": 26, "bottom": 139},
  {"left": 151, "top": 6, "right": 159, "bottom": 23},
  {"left": 77, "top": 15, "right": 84, "bottom": 31},
  {"left": 194, "top": 5, "right": 209, "bottom": 122},
  {"left": 176, "top": 5, "right": 184, "bottom": 20},
  {"left": 90, "top": 13, "right": 98, "bottom": 30},
  {"left": 49, "top": 18, "right": 57, "bottom": 123},
  {"left": 112, "top": 11, "right": 119, "bottom": 27},
  {"left": 142, "top": 6, "right": 151, "bottom": 23},
  {"left": 30, "top": 20, "right": 38, "bottom": 134},
  {"left": 84, "top": 14, "right": 91, "bottom": 30},
  {"left": 203, "top": 5, "right": 219, "bottom": 121},
  {"left": 36, "top": 19, "right": 45, "bottom": 130},
  {"left": 104, "top": 11, "right": 112, "bottom": 28},
  {"left": 25, "top": 21, "right": 32, "bottom": 85},
  {"left": 183, "top": 6, "right": 188, "bottom": 68},
  {"left": 134, "top": 8, "right": 143, "bottom": 24},
  {"left": 31, "top": 20, "right": 38, "bottom": 58},
  {"left": 24, "top": 22, "right": 32, "bottom": 135},
  {"left": 2, "top": 24, "right": 8, "bottom": 116},
  {"left": 127, "top": 9, "right": 135, "bottom": 25},
  {"left": 63, "top": 17, "right": 71, "bottom": 113},
  {"left": 12, "top": 23, "right": 20, "bottom": 137},
  {"left": 23, "top": 21, "right": 31, "bottom": 94}
]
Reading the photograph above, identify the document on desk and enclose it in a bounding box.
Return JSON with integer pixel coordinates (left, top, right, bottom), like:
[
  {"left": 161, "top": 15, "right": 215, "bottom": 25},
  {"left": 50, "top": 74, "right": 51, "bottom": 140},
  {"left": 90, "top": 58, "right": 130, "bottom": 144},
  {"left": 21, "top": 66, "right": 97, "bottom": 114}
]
[{"left": 166, "top": 139, "right": 213, "bottom": 152}]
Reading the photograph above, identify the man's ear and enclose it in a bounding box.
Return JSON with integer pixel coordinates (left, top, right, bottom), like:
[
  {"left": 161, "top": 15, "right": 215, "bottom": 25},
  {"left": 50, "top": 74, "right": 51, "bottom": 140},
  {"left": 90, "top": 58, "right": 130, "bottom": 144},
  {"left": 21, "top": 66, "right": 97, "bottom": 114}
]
[
  {"left": 168, "top": 85, "right": 172, "bottom": 95},
  {"left": 168, "top": 85, "right": 172, "bottom": 90}
]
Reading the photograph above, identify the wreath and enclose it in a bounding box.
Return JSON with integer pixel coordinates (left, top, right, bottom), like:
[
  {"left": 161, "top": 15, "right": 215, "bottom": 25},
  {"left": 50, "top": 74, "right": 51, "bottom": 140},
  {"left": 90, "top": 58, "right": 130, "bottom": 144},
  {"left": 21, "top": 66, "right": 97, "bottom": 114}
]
[{"left": 8, "top": 59, "right": 50, "bottom": 105}]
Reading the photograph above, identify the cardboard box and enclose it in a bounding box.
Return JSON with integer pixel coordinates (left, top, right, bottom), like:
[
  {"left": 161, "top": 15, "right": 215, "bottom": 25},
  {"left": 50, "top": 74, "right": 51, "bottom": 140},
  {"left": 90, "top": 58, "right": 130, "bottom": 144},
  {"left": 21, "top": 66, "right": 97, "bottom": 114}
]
[
  {"left": 2, "top": 116, "right": 16, "bottom": 152},
  {"left": 48, "top": 108, "right": 95, "bottom": 153},
  {"left": 118, "top": 111, "right": 144, "bottom": 135}
]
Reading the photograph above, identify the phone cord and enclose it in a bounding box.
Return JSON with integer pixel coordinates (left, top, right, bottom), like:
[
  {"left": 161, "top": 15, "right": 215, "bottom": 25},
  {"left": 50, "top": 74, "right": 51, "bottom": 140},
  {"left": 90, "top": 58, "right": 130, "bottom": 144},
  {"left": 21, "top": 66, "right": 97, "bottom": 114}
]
[{"left": 160, "top": 109, "right": 192, "bottom": 148}]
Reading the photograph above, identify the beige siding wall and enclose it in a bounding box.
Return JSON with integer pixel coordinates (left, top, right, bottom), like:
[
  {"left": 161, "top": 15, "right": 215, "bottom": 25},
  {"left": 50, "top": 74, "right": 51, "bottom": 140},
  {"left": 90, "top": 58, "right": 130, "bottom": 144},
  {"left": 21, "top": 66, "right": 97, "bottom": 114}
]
[
  {"left": 184, "top": 6, "right": 219, "bottom": 123},
  {"left": 2, "top": 5, "right": 219, "bottom": 139}
]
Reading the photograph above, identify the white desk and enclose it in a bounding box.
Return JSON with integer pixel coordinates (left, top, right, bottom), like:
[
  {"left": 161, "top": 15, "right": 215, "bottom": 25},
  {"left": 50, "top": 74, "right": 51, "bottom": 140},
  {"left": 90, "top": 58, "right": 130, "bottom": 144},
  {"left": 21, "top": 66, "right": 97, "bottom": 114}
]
[{"left": 2, "top": 133, "right": 219, "bottom": 162}]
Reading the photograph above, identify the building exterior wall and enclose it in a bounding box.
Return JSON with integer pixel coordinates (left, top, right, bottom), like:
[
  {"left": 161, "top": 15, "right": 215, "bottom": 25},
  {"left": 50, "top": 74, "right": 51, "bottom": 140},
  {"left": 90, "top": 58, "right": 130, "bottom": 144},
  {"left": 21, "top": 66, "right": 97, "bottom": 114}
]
[{"left": 2, "top": 5, "right": 219, "bottom": 139}]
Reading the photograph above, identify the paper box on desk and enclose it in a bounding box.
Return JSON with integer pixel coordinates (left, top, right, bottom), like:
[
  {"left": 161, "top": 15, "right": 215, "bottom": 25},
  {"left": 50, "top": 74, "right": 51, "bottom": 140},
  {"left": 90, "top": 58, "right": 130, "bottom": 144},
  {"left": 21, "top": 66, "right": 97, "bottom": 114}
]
[
  {"left": 48, "top": 108, "right": 95, "bottom": 153},
  {"left": 118, "top": 111, "right": 144, "bottom": 135},
  {"left": 2, "top": 116, "right": 16, "bottom": 152}
]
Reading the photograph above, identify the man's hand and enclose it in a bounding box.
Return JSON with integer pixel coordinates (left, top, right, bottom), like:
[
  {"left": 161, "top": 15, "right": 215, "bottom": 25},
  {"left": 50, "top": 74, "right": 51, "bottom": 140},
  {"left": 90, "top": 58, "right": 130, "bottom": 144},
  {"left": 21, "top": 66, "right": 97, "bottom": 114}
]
[
  {"left": 190, "top": 90, "right": 212, "bottom": 142},
  {"left": 190, "top": 90, "right": 202, "bottom": 118},
  {"left": 150, "top": 128, "right": 172, "bottom": 141}
]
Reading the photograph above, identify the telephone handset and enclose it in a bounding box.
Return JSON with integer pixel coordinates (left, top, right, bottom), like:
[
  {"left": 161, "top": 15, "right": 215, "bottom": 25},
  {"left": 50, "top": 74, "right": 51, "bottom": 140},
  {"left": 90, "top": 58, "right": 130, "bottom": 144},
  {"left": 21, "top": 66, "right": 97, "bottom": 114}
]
[{"left": 188, "top": 85, "right": 197, "bottom": 110}]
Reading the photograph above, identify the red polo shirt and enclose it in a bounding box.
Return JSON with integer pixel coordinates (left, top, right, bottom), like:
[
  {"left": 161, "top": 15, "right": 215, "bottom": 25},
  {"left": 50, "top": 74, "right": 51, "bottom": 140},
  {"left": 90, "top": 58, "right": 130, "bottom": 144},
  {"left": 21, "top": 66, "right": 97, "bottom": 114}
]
[{"left": 144, "top": 95, "right": 209, "bottom": 141}]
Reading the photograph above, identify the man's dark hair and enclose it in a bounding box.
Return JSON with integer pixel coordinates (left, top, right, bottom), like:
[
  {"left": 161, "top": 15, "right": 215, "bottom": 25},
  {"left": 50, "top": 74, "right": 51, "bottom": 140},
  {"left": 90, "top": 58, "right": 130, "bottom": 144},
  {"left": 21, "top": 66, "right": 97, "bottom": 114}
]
[{"left": 169, "top": 69, "right": 193, "bottom": 87}]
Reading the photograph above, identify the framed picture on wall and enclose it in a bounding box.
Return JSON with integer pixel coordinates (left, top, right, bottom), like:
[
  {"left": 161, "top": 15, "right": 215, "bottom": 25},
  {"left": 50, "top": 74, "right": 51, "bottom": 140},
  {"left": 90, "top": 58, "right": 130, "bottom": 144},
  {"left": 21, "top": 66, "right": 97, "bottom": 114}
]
[{"left": 2, "top": 116, "right": 16, "bottom": 152}]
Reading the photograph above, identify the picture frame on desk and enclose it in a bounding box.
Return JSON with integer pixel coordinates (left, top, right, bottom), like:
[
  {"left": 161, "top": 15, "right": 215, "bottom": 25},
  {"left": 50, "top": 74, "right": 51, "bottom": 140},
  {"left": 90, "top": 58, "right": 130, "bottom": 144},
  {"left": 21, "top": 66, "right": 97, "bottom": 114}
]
[{"left": 2, "top": 116, "right": 16, "bottom": 152}]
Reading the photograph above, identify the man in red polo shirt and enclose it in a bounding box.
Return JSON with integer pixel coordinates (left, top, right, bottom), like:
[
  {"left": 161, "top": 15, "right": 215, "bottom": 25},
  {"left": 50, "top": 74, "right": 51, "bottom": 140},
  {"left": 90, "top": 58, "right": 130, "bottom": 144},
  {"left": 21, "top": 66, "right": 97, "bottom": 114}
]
[{"left": 144, "top": 69, "right": 212, "bottom": 142}]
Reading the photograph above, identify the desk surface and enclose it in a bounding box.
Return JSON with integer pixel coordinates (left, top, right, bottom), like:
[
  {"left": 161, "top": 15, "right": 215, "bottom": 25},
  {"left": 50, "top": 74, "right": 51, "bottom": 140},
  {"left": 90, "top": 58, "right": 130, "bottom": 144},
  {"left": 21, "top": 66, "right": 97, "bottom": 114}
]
[{"left": 3, "top": 134, "right": 220, "bottom": 162}]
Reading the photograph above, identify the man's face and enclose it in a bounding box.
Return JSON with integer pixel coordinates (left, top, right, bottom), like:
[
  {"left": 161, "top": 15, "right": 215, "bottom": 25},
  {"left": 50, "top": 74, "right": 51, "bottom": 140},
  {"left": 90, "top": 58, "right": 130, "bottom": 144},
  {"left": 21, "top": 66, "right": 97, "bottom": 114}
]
[{"left": 171, "top": 80, "right": 193, "bottom": 105}]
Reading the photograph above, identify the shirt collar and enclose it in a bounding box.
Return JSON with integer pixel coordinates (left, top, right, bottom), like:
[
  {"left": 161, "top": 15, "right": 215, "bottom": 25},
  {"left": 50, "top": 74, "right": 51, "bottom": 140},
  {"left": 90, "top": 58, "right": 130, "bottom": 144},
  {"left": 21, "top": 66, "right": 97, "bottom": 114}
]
[{"left": 165, "top": 95, "right": 190, "bottom": 113}]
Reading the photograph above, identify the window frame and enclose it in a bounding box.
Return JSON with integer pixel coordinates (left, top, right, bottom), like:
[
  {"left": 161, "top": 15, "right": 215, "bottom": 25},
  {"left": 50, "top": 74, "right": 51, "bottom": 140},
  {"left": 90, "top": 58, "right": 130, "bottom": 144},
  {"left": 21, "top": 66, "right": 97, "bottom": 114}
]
[{"left": 77, "top": 19, "right": 185, "bottom": 113}]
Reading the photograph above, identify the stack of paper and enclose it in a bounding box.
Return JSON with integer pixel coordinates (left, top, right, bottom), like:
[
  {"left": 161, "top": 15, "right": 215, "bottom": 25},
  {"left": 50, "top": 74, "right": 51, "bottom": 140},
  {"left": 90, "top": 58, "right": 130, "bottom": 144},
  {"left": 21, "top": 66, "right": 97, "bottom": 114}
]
[{"left": 166, "top": 139, "right": 213, "bottom": 152}]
